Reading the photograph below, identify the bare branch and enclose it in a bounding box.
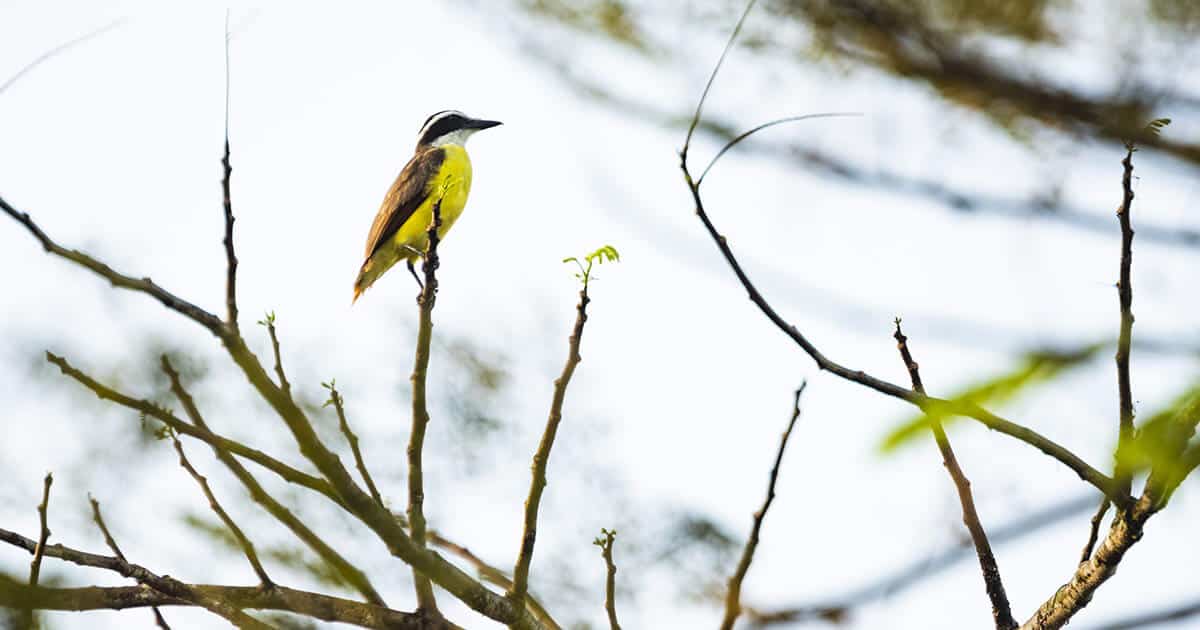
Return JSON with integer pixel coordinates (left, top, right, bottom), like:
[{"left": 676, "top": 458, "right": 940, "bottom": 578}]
[
  {"left": 46, "top": 351, "right": 338, "bottom": 503},
  {"left": 1079, "top": 499, "right": 1110, "bottom": 564},
  {"left": 409, "top": 199, "right": 445, "bottom": 615},
  {"left": 696, "top": 113, "right": 861, "bottom": 186},
  {"left": 29, "top": 473, "right": 53, "bottom": 587},
  {"left": 1, "top": 199, "right": 226, "bottom": 335},
  {"left": 682, "top": 0, "right": 758, "bottom": 159},
  {"left": 0, "top": 527, "right": 273, "bottom": 629},
  {"left": 1114, "top": 146, "right": 1137, "bottom": 497},
  {"left": 894, "top": 321, "right": 1015, "bottom": 630},
  {"left": 0, "top": 569, "right": 448, "bottom": 630},
  {"left": 326, "top": 381, "right": 384, "bottom": 508},
  {"left": 170, "top": 431, "right": 273, "bottom": 587},
  {"left": 89, "top": 496, "right": 172, "bottom": 629},
  {"left": 593, "top": 529, "right": 621, "bottom": 630},
  {"left": 161, "top": 356, "right": 387, "bottom": 607},
  {"left": 719, "top": 384, "right": 806, "bottom": 630},
  {"left": 222, "top": 10, "right": 239, "bottom": 327},
  {"left": 510, "top": 283, "right": 592, "bottom": 607},
  {"left": 0, "top": 19, "right": 124, "bottom": 96},
  {"left": 261, "top": 314, "right": 291, "bottom": 396},
  {"left": 676, "top": 33, "right": 1125, "bottom": 504}
]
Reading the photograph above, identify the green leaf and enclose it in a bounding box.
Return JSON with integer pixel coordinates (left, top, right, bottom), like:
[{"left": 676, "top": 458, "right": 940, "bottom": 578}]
[
  {"left": 1145, "top": 117, "right": 1172, "bottom": 137},
  {"left": 879, "top": 343, "right": 1103, "bottom": 453}
]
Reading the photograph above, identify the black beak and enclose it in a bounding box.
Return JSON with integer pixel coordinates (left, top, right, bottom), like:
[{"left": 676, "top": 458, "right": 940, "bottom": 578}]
[{"left": 466, "top": 118, "right": 502, "bottom": 130}]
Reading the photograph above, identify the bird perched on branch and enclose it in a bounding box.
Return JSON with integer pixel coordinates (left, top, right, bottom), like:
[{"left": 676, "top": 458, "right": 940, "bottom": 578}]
[{"left": 353, "top": 110, "right": 502, "bottom": 302}]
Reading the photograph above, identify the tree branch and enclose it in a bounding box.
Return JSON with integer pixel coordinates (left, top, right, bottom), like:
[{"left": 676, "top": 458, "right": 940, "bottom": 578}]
[
  {"left": 594, "top": 529, "right": 621, "bottom": 630},
  {"left": 261, "top": 315, "right": 292, "bottom": 397},
  {"left": 1114, "top": 146, "right": 1136, "bottom": 497},
  {"left": 0, "top": 527, "right": 273, "bottom": 629},
  {"left": 161, "top": 356, "right": 387, "bottom": 607},
  {"left": 894, "top": 321, "right": 1015, "bottom": 630},
  {"left": 1, "top": 198, "right": 226, "bottom": 336},
  {"left": 326, "top": 381, "right": 384, "bottom": 508},
  {"left": 676, "top": 37, "right": 1126, "bottom": 505},
  {"left": 720, "top": 384, "right": 806, "bottom": 630},
  {"left": 221, "top": 13, "right": 239, "bottom": 328},
  {"left": 408, "top": 199, "right": 444, "bottom": 615},
  {"left": 89, "top": 496, "right": 171, "bottom": 629},
  {"left": 1079, "top": 499, "right": 1110, "bottom": 564},
  {"left": 169, "top": 432, "right": 273, "bottom": 587},
  {"left": 510, "top": 283, "right": 591, "bottom": 610},
  {"left": 28, "top": 473, "right": 53, "bottom": 587},
  {"left": 0, "top": 574, "right": 445, "bottom": 630}
]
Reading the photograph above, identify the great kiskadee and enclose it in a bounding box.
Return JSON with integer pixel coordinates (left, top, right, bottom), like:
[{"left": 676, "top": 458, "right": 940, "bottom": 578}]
[{"left": 353, "top": 110, "right": 502, "bottom": 302}]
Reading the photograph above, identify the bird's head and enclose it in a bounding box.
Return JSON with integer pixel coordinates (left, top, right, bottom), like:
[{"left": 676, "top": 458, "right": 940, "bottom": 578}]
[{"left": 415, "top": 110, "right": 502, "bottom": 149}]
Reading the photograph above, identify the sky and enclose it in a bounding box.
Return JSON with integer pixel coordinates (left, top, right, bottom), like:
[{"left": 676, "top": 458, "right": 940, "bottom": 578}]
[{"left": 1, "top": 3, "right": 1199, "bottom": 629}]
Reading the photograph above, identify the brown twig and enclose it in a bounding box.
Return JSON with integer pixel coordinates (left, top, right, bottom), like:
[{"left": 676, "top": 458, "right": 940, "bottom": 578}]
[
  {"left": 170, "top": 431, "right": 273, "bottom": 587},
  {"left": 675, "top": 13, "right": 1125, "bottom": 506},
  {"left": 89, "top": 496, "right": 172, "bottom": 629},
  {"left": 262, "top": 315, "right": 291, "bottom": 397},
  {"left": 894, "top": 321, "right": 1015, "bottom": 629},
  {"left": 1, "top": 528, "right": 272, "bottom": 629},
  {"left": 1079, "top": 498, "right": 1110, "bottom": 564},
  {"left": 719, "top": 384, "right": 806, "bottom": 630},
  {"left": 1113, "top": 146, "right": 1136, "bottom": 497},
  {"left": 161, "top": 356, "right": 387, "bottom": 607},
  {"left": 510, "top": 283, "right": 592, "bottom": 608},
  {"left": 594, "top": 529, "right": 621, "bottom": 630},
  {"left": 221, "top": 12, "right": 239, "bottom": 328},
  {"left": 408, "top": 199, "right": 444, "bottom": 615},
  {"left": 326, "top": 381, "right": 385, "bottom": 508},
  {"left": 29, "top": 473, "right": 53, "bottom": 587}
]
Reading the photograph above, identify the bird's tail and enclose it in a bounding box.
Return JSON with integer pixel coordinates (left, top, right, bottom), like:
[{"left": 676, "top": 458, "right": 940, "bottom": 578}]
[{"left": 352, "top": 263, "right": 373, "bottom": 304}]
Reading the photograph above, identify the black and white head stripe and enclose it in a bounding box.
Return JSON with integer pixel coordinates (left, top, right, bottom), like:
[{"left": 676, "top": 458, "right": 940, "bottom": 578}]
[{"left": 416, "top": 110, "right": 501, "bottom": 147}]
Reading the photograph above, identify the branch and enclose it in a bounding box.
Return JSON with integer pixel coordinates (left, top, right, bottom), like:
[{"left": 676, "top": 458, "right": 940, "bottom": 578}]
[
  {"left": 510, "top": 283, "right": 592, "bottom": 607},
  {"left": 0, "top": 19, "right": 124, "bottom": 96},
  {"left": 29, "top": 473, "right": 53, "bottom": 587},
  {"left": 221, "top": 12, "right": 239, "bottom": 327},
  {"left": 326, "top": 381, "right": 384, "bottom": 508},
  {"left": 46, "top": 351, "right": 339, "bottom": 504},
  {"left": 1020, "top": 496, "right": 1155, "bottom": 629},
  {"left": 161, "top": 356, "right": 387, "bottom": 607},
  {"left": 1, "top": 198, "right": 226, "bottom": 336},
  {"left": 894, "top": 321, "right": 1015, "bottom": 630},
  {"left": 408, "top": 199, "right": 444, "bottom": 615},
  {"left": 1078, "top": 499, "right": 1110, "bottom": 564},
  {"left": 1113, "top": 146, "right": 1136, "bottom": 497},
  {"left": 0, "top": 527, "right": 273, "bottom": 629},
  {"left": 719, "top": 384, "right": 806, "bottom": 630},
  {"left": 170, "top": 432, "right": 273, "bottom": 587},
  {"left": 676, "top": 38, "right": 1125, "bottom": 505},
  {"left": 0, "top": 575, "right": 447, "bottom": 630},
  {"left": 261, "top": 314, "right": 291, "bottom": 397},
  {"left": 593, "top": 529, "right": 621, "bottom": 630},
  {"left": 89, "top": 496, "right": 172, "bottom": 629}
]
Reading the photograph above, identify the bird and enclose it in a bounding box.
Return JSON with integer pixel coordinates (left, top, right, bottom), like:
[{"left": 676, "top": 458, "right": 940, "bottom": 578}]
[{"left": 353, "top": 110, "right": 502, "bottom": 302}]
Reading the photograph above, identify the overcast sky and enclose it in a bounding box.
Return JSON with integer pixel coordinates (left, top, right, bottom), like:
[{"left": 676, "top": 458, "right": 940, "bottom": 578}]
[{"left": 2, "top": 4, "right": 1199, "bottom": 629}]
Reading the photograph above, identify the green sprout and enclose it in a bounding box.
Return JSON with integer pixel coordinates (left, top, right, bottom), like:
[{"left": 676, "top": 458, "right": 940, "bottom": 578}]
[{"left": 563, "top": 244, "right": 620, "bottom": 287}]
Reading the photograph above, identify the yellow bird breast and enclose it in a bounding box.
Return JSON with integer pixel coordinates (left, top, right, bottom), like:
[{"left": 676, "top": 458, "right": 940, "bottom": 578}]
[{"left": 392, "top": 144, "right": 473, "bottom": 258}]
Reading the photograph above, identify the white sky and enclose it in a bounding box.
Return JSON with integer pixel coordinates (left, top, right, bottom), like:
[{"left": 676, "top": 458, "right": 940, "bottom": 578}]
[{"left": 1, "top": 4, "right": 1199, "bottom": 630}]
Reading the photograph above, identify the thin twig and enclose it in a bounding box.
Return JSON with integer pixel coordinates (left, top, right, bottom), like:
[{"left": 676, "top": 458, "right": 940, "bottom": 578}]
[
  {"left": 682, "top": 0, "right": 759, "bottom": 158},
  {"left": 0, "top": 19, "right": 124, "bottom": 96},
  {"left": 161, "top": 356, "right": 387, "bottom": 607},
  {"left": 327, "top": 381, "right": 384, "bottom": 508},
  {"left": 263, "top": 316, "right": 291, "bottom": 396},
  {"left": 895, "top": 321, "right": 1015, "bottom": 629},
  {"left": 510, "top": 282, "right": 592, "bottom": 608},
  {"left": 29, "top": 473, "right": 53, "bottom": 586},
  {"left": 1079, "top": 499, "right": 1110, "bottom": 564},
  {"left": 89, "top": 496, "right": 172, "bottom": 629},
  {"left": 221, "top": 10, "right": 239, "bottom": 328},
  {"left": 408, "top": 199, "right": 444, "bottom": 615},
  {"left": 1113, "top": 146, "right": 1136, "bottom": 497},
  {"left": 674, "top": 25, "right": 1125, "bottom": 505},
  {"left": 719, "top": 384, "right": 806, "bottom": 630},
  {"left": 696, "top": 113, "right": 860, "bottom": 185},
  {"left": 1, "top": 528, "right": 273, "bottom": 629},
  {"left": 170, "top": 431, "right": 273, "bottom": 587},
  {"left": 594, "top": 529, "right": 621, "bottom": 630}
]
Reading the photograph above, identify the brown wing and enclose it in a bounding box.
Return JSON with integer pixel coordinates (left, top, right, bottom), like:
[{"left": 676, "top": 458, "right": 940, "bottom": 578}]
[{"left": 362, "top": 147, "right": 446, "bottom": 260}]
